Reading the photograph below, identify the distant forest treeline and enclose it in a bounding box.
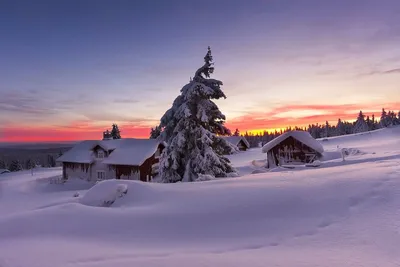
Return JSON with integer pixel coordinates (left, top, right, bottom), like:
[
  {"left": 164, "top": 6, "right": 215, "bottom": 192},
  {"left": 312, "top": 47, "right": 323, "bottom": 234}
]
[
  {"left": 0, "top": 147, "right": 70, "bottom": 172},
  {"left": 235, "top": 108, "right": 400, "bottom": 148}
]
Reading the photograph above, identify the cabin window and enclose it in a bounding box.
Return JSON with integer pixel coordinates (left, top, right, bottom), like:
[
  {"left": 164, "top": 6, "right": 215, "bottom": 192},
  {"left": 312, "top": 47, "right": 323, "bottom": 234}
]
[
  {"left": 97, "top": 150, "right": 104, "bottom": 158},
  {"left": 97, "top": 171, "right": 106, "bottom": 180}
]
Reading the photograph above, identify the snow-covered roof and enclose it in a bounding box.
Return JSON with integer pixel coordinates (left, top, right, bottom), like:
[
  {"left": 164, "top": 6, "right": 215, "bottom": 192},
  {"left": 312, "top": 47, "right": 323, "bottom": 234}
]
[
  {"left": 57, "top": 139, "right": 165, "bottom": 166},
  {"left": 262, "top": 131, "right": 324, "bottom": 154},
  {"left": 56, "top": 140, "right": 98, "bottom": 164},
  {"left": 102, "top": 139, "right": 164, "bottom": 166},
  {"left": 222, "top": 136, "right": 250, "bottom": 148}
]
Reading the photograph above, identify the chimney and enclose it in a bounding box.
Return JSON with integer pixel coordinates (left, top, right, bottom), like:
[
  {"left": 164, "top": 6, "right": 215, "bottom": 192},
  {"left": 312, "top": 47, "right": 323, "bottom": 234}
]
[{"left": 103, "top": 130, "right": 112, "bottom": 140}]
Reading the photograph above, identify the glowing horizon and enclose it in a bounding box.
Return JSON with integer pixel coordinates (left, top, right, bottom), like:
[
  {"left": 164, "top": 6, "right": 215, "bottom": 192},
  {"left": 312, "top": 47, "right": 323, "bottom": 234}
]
[{"left": 1, "top": 103, "right": 398, "bottom": 143}]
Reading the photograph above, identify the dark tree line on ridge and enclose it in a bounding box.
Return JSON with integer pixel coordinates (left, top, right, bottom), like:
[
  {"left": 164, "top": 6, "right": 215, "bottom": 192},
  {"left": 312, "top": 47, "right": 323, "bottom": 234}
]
[
  {"left": 0, "top": 153, "right": 60, "bottom": 172},
  {"left": 233, "top": 108, "right": 400, "bottom": 148}
]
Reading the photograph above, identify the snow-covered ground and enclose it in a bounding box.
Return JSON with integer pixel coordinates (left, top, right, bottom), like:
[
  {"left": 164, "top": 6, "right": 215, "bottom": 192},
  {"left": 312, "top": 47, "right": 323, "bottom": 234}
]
[{"left": 1, "top": 127, "right": 400, "bottom": 267}]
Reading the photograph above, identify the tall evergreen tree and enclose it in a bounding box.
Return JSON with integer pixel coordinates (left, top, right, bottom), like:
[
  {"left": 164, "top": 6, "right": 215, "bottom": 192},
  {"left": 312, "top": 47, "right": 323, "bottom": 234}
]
[
  {"left": 336, "top": 119, "right": 345, "bottom": 136},
  {"left": 353, "top": 110, "right": 368, "bottom": 133},
  {"left": 111, "top": 124, "right": 121, "bottom": 139},
  {"left": 233, "top": 128, "right": 240, "bottom": 136},
  {"left": 324, "top": 121, "right": 330, "bottom": 137},
  {"left": 158, "top": 47, "right": 235, "bottom": 183},
  {"left": 380, "top": 108, "right": 389, "bottom": 128}
]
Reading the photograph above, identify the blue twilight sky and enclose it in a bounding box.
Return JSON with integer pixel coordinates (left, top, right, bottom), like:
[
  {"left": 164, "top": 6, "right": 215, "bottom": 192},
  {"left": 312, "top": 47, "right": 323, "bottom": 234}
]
[{"left": 0, "top": 0, "right": 400, "bottom": 141}]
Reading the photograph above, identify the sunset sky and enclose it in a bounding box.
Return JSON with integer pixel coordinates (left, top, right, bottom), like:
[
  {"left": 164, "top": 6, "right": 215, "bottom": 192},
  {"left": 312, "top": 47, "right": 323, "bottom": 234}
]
[{"left": 1, "top": 0, "right": 400, "bottom": 142}]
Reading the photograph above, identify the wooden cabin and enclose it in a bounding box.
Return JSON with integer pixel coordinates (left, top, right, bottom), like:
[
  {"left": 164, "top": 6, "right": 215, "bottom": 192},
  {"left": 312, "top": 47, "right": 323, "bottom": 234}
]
[
  {"left": 262, "top": 131, "right": 324, "bottom": 168},
  {"left": 57, "top": 138, "right": 165, "bottom": 182},
  {"left": 222, "top": 136, "right": 250, "bottom": 152}
]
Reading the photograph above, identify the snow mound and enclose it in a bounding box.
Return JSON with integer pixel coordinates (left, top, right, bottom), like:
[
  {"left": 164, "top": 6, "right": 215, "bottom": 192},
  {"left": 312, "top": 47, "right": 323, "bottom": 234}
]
[
  {"left": 80, "top": 180, "right": 155, "bottom": 207},
  {"left": 80, "top": 180, "right": 128, "bottom": 207}
]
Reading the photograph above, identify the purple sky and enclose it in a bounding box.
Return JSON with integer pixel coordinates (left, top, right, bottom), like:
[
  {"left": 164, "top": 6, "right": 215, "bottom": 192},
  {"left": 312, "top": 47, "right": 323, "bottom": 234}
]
[{"left": 1, "top": 0, "right": 400, "bottom": 141}]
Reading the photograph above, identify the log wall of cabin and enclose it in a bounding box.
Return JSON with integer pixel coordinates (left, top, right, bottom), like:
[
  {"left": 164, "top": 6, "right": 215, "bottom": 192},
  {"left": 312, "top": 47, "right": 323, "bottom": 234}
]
[{"left": 269, "top": 136, "right": 320, "bottom": 164}]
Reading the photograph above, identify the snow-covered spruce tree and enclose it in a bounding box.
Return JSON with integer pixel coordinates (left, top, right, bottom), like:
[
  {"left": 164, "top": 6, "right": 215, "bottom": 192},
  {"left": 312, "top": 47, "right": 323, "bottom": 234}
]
[
  {"left": 380, "top": 108, "right": 389, "bottom": 128},
  {"left": 158, "top": 47, "right": 236, "bottom": 183},
  {"left": 9, "top": 160, "right": 23, "bottom": 172},
  {"left": 111, "top": 124, "right": 121, "bottom": 139},
  {"left": 324, "top": 121, "right": 330, "bottom": 137},
  {"left": 353, "top": 110, "right": 368, "bottom": 133}
]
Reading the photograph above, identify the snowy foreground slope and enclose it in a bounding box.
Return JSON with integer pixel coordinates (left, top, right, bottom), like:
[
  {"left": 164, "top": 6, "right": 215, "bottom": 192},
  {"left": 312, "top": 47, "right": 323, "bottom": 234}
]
[{"left": 1, "top": 127, "right": 400, "bottom": 267}]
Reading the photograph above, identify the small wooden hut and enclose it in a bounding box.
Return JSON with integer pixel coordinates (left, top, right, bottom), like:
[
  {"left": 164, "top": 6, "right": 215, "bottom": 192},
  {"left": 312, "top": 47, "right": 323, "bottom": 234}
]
[
  {"left": 222, "top": 136, "right": 250, "bottom": 152},
  {"left": 262, "top": 131, "right": 324, "bottom": 168}
]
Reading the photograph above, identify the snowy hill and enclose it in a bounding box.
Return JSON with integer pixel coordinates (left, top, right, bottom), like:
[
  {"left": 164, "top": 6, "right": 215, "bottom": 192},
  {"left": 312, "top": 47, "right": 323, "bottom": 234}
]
[{"left": 0, "top": 127, "right": 400, "bottom": 267}]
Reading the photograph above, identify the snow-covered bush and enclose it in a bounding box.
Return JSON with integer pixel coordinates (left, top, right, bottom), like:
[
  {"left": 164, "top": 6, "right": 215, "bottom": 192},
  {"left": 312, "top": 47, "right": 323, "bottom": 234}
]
[{"left": 73, "top": 192, "right": 80, "bottom": 197}]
